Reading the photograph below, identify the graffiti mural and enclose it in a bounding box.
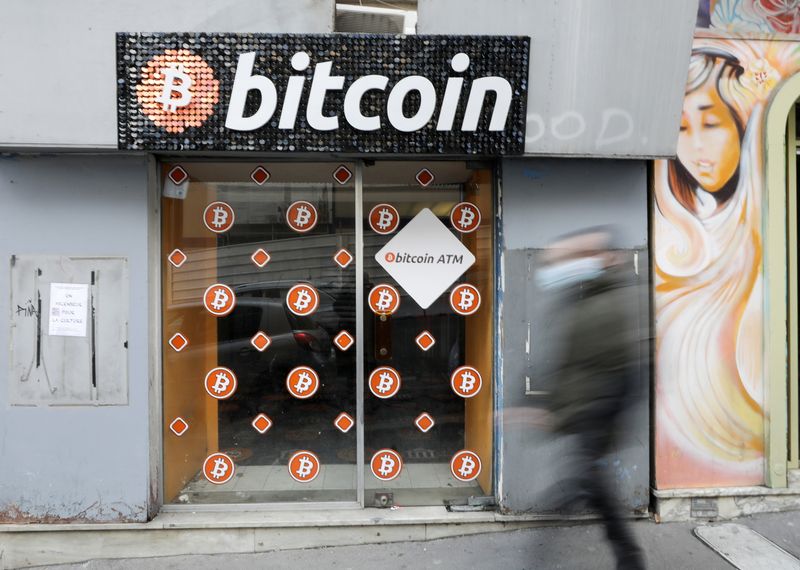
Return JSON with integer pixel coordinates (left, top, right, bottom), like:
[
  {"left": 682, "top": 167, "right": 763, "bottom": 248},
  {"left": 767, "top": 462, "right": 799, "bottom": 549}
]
[
  {"left": 654, "top": 36, "right": 800, "bottom": 488},
  {"left": 697, "top": 0, "right": 800, "bottom": 35}
]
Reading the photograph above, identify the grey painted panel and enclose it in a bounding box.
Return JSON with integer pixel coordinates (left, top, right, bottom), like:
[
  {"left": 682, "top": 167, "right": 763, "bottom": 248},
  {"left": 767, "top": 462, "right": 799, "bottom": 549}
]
[
  {"left": 498, "top": 157, "right": 650, "bottom": 513},
  {"left": 419, "top": 0, "right": 696, "bottom": 158},
  {"left": 0, "top": 0, "right": 334, "bottom": 148},
  {"left": 0, "top": 156, "right": 149, "bottom": 521}
]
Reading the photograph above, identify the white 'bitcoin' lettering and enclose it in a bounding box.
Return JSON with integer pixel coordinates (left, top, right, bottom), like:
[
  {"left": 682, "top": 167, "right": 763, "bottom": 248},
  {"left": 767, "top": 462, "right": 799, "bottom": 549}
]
[
  {"left": 212, "top": 372, "right": 231, "bottom": 394},
  {"left": 457, "top": 207, "right": 476, "bottom": 229},
  {"left": 211, "top": 206, "right": 229, "bottom": 228},
  {"left": 376, "top": 208, "right": 394, "bottom": 231},
  {"left": 210, "top": 458, "right": 229, "bottom": 479},
  {"left": 378, "top": 454, "right": 396, "bottom": 477},
  {"left": 293, "top": 372, "right": 313, "bottom": 394},
  {"left": 210, "top": 289, "right": 230, "bottom": 311},
  {"left": 293, "top": 289, "right": 312, "bottom": 312},
  {"left": 295, "top": 456, "right": 313, "bottom": 478},
  {"left": 459, "top": 371, "right": 476, "bottom": 393},
  {"left": 376, "top": 372, "right": 395, "bottom": 394},
  {"left": 458, "top": 289, "right": 476, "bottom": 311},
  {"left": 157, "top": 64, "right": 193, "bottom": 112},
  {"left": 375, "top": 289, "right": 394, "bottom": 311},
  {"left": 293, "top": 206, "right": 312, "bottom": 227},
  {"left": 457, "top": 456, "right": 476, "bottom": 478}
]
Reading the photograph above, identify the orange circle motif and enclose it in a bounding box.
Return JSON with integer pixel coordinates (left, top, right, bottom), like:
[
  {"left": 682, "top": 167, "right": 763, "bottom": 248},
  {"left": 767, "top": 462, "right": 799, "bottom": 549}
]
[
  {"left": 203, "top": 201, "right": 235, "bottom": 233},
  {"left": 204, "top": 366, "right": 238, "bottom": 399},
  {"left": 369, "top": 204, "right": 400, "bottom": 235},
  {"left": 368, "top": 366, "right": 402, "bottom": 399},
  {"left": 203, "top": 452, "right": 236, "bottom": 484},
  {"left": 286, "top": 201, "right": 319, "bottom": 233},
  {"left": 286, "top": 284, "right": 320, "bottom": 316},
  {"left": 450, "top": 366, "right": 483, "bottom": 398},
  {"left": 286, "top": 366, "right": 321, "bottom": 399},
  {"left": 370, "top": 449, "right": 403, "bottom": 481},
  {"left": 203, "top": 283, "right": 236, "bottom": 317},
  {"left": 450, "top": 284, "right": 481, "bottom": 316},
  {"left": 135, "top": 49, "right": 220, "bottom": 134},
  {"left": 450, "top": 202, "right": 481, "bottom": 233},
  {"left": 288, "top": 450, "right": 321, "bottom": 483},
  {"left": 450, "top": 450, "right": 482, "bottom": 482},
  {"left": 368, "top": 284, "right": 401, "bottom": 315}
]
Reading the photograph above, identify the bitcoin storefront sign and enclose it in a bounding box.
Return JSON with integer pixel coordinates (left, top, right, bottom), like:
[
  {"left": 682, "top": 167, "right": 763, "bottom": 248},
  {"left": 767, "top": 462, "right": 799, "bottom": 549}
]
[{"left": 117, "top": 34, "right": 529, "bottom": 154}]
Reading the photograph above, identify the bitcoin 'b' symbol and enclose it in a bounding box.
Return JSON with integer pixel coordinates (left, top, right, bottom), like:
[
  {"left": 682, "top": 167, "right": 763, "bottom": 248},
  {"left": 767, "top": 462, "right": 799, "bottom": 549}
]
[
  {"left": 211, "top": 289, "right": 229, "bottom": 311},
  {"left": 376, "top": 289, "right": 393, "bottom": 311},
  {"left": 286, "top": 284, "right": 319, "bottom": 316},
  {"left": 286, "top": 366, "right": 320, "bottom": 399},
  {"left": 288, "top": 450, "right": 321, "bottom": 482},
  {"left": 370, "top": 449, "right": 403, "bottom": 481},
  {"left": 450, "top": 284, "right": 481, "bottom": 316},
  {"left": 294, "top": 206, "right": 311, "bottom": 227},
  {"left": 369, "top": 204, "right": 400, "bottom": 234},
  {"left": 203, "top": 452, "right": 235, "bottom": 484},
  {"left": 204, "top": 367, "right": 238, "bottom": 399},
  {"left": 203, "top": 202, "right": 235, "bottom": 234},
  {"left": 450, "top": 366, "right": 482, "bottom": 398},
  {"left": 293, "top": 290, "right": 311, "bottom": 312},
  {"left": 368, "top": 284, "right": 400, "bottom": 315},
  {"left": 368, "top": 366, "right": 401, "bottom": 399},
  {"left": 293, "top": 372, "right": 313, "bottom": 394},
  {"left": 211, "top": 206, "right": 229, "bottom": 229},
  {"left": 450, "top": 450, "right": 481, "bottom": 482},
  {"left": 157, "top": 63, "right": 193, "bottom": 112},
  {"left": 286, "top": 201, "right": 318, "bottom": 232},
  {"left": 204, "top": 283, "right": 236, "bottom": 317},
  {"left": 450, "top": 202, "right": 481, "bottom": 233}
]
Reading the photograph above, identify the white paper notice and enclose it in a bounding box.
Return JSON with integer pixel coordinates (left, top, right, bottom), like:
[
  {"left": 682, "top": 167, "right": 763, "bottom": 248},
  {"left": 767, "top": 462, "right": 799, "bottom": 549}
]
[{"left": 48, "top": 283, "right": 89, "bottom": 337}]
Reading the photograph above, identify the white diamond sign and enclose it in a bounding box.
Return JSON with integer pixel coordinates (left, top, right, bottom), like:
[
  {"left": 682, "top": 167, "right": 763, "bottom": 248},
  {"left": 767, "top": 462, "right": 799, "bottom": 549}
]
[{"left": 376, "top": 208, "right": 476, "bottom": 309}]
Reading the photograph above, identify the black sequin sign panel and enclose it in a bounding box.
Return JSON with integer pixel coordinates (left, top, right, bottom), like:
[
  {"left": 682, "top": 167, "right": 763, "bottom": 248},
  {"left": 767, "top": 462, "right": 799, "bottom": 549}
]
[{"left": 117, "top": 33, "right": 529, "bottom": 154}]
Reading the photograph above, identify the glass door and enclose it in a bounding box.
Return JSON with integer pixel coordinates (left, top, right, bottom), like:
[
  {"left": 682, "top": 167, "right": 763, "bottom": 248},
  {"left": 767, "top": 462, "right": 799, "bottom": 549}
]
[{"left": 161, "top": 160, "right": 494, "bottom": 508}]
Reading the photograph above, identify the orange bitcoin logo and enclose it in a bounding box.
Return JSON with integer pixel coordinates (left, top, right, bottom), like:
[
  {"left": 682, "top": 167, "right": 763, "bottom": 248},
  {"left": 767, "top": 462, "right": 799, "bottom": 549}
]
[
  {"left": 286, "top": 366, "right": 320, "bottom": 399},
  {"left": 286, "top": 201, "right": 318, "bottom": 232},
  {"left": 203, "top": 201, "right": 235, "bottom": 233},
  {"left": 203, "top": 452, "right": 235, "bottom": 484},
  {"left": 450, "top": 366, "right": 483, "bottom": 398},
  {"left": 450, "top": 450, "right": 482, "bottom": 482},
  {"left": 450, "top": 284, "right": 481, "bottom": 316},
  {"left": 288, "top": 450, "right": 321, "bottom": 483},
  {"left": 136, "top": 50, "right": 220, "bottom": 134},
  {"left": 370, "top": 448, "right": 403, "bottom": 481},
  {"left": 368, "top": 366, "right": 402, "bottom": 399},
  {"left": 368, "top": 284, "right": 400, "bottom": 315},
  {"left": 450, "top": 202, "right": 481, "bottom": 233},
  {"left": 368, "top": 203, "right": 400, "bottom": 235},
  {"left": 286, "top": 283, "right": 320, "bottom": 316},
  {"left": 203, "top": 283, "right": 236, "bottom": 317},
  {"left": 204, "top": 367, "right": 238, "bottom": 399}
]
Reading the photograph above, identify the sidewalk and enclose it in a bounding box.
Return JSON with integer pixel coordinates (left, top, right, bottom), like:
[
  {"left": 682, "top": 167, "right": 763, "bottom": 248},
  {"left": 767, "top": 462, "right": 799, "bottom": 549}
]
[{"left": 35, "top": 511, "right": 800, "bottom": 570}]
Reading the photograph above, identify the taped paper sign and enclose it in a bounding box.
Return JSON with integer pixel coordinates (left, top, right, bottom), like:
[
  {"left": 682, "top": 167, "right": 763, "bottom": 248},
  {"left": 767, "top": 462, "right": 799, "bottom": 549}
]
[{"left": 48, "top": 283, "right": 88, "bottom": 337}]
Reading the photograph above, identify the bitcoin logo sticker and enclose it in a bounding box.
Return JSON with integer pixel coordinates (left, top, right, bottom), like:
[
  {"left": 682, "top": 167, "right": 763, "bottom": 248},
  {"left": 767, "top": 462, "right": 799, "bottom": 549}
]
[
  {"left": 203, "top": 201, "right": 235, "bottom": 234},
  {"left": 203, "top": 452, "right": 236, "bottom": 485},
  {"left": 370, "top": 448, "right": 403, "bottom": 481},
  {"left": 450, "top": 365, "right": 483, "bottom": 398},
  {"left": 204, "top": 366, "right": 238, "bottom": 399},
  {"left": 449, "top": 202, "right": 481, "bottom": 234},
  {"left": 368, "top": 204, "right": 400, "bottom": 235},
  {"left": 450, "top": 450, "right": 482, "bottom": 482},
  {"left": 368, "top": 366, "right": 402, "bottom": 399},
  {"left": 450, "top": 284, "right": 481, "bottom": 316},
  {"left": 286, "top": 283, "right": 320, "bottom": 317},
  {"left": 368, "top": 284, "right": 400, "bottom": 315},
  {"left": 203, "top": 283, "right": 236, "bottom": 317},
  {"left": 286, "top": 366, "right": 320, "bottom": 399},
  {"left": 286, "top": 201, "right": 318, "bottom": 233},
  {"left": 288, "top": 450, "right": 321, "bottom": 483}
]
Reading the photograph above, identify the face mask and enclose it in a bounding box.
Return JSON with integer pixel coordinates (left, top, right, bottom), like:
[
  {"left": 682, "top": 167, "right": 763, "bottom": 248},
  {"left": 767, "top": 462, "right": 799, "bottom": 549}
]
[{"left": 535, "top": 256, "right": 604, "bottom": 291}]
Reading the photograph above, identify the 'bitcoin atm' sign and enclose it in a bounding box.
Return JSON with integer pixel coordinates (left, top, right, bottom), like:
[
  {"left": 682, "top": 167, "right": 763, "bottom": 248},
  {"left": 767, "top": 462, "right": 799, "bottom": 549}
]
[{"left": 117, "top": 33, "right": 529, "bottom": 154}]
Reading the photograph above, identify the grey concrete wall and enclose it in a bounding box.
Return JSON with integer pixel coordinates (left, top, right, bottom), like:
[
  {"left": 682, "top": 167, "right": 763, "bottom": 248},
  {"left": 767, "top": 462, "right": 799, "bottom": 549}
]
[
  {"left": 0, "top": 0, "right": 334, "bottom": 149},
  {"left": 419, "top": 0, "right": 696, "bottom": 158},
  {"left": 0, "top": 155, "right": 150, "bottom": 522},
  {"left": 498, "top": 158, "right": 650, "bottom": 513}
]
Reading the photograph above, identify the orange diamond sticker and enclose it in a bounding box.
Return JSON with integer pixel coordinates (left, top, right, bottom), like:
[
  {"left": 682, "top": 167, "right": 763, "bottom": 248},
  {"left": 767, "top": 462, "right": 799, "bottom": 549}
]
[
  {"left": 416, "top": 168, "right": 434, "bottom": 187},
  {"left": 333, "top": 165, "right": 352, "bottom": 184},
  {"left": 251, "top": 248, "right": 271, "bottom": 268},
  {"left": 168, "top": 166, "right": 189, "bottom": 185},
  {"left": 169, "top": 417, "right": 189, "bottom": 436},
  {"left": 252, "top": 413, "right": 273, "bottom": 434},
  {"left": 251, "top": 332, "right": 272, "bottom": 352},
  {"left": 168, "top": 333, "right": 189, "bottom": 352},
  {"left": 250, "top": 166, "right": 271, "bottom": 185},
  {"left": 334, "top": 248, "right": 353, "bottom": 269},
  {"left": 334, "top": 331, "right": 354, "bottom": 351},
  {"left": 415, "top": 412, "right": 435, "bottom": 433},
  {"left": 334, "top": 412, "right": 355, "bottom": 433},
  {"left": 168, "top": 249, "right": 187, "bottom": 268},
  {"left": 415, "top": 331, "right": 436, "bottom": 351}
]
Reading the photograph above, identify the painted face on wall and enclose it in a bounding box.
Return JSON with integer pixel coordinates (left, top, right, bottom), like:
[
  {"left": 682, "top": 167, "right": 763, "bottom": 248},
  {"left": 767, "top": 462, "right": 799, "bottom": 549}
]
[{"left": 677, "top": 81, "right": 741, "bottom": 193}]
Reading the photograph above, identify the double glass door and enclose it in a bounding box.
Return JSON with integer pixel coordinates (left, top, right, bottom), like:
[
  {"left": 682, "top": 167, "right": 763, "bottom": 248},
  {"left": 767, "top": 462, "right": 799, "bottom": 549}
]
[{"left": 161, "top": 161, "right": 494, "bottom": 507}]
